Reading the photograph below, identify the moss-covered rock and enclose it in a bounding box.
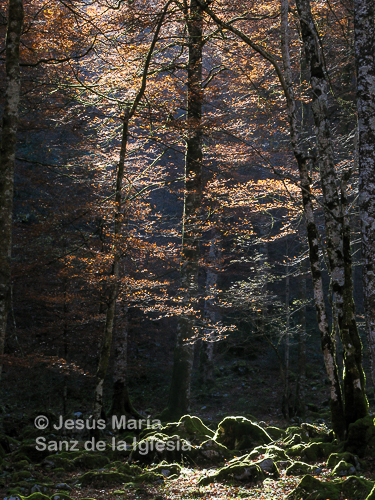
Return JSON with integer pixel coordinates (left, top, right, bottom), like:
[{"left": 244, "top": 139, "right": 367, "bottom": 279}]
[
  {"left": 73, "top": 452, "right": 110, "bottom": 469},
  {"left": 302, "top": 441, "right": 334, "bottom": 461},
  {"left": 286, "top": 461, "right": 318, "bottom": 476},
  {"left": 130, "top": 434, "right": 196, "bottom": 464},
  {"left": 248, "top": 444, "right": 289, "bottom": 462},
  {"left": 265, "top": 426, "right": 286, "bottom": 440},
  {"left": 331, "top": 460, "right": 356, "bottom": 477},
  {"left": 346, "top": 416, "right": 375, "bottom": 457},
  {"left": 50, "top": 494, "right": 73, "bottom": 500},
  {"left": 78, "top": 471, "right": 133, "bottom": 486},
  {"left": 197, "top": 439, "right": 232, "bottom": 463},
  {"left": 286, "top": 444, "right": 305, "bottom": 457},
  {"left": 366, "top": 484, "right": 375, "bottom": 500},
  {"left": 19, "top": 494, "right": 50, "bottom": 500},
  {"left": 198, "top": 463, "right": 264, "bottom": 486},
  {"left": 133, "top": 472, "right": 165, "bottom": 484},
  {"left": 327, "top": 451, "right": 359, "bottom": 469},
  {"left": 286, "top": 474, "right": 374, "bottom": 500},
  {"left": 254, "top": 457, "right": 279, "bottom": 478},
  {"left": 214, "top": 417, "right": 271, "bottom": 451},
  {"left": 150, "top": 463, "right": 181, "bottom": 478},
  {"left": 141, "top": 415, "right": 214, "bottom": 445},
  {"left": 11, "top": 471, "right": 32, "bottom": 481}
]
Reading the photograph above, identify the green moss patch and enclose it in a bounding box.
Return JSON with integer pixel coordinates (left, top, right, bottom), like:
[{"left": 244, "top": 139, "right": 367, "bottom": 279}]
[
  {"left": 286, "top": 461, "right": 317, "bottom": 476},
  {"left": 286, "top": 474, "right": 374, "bottom": 500},
  {"left": 198, "top": 463, "right": 264, "bottom": 486}
]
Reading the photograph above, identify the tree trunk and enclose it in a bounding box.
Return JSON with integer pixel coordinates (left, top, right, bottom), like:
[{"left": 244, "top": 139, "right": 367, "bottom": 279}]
[
  {"left": 109, "top": 305, "right": 141, "bottom": 417},
  {"left": 166, "top": 0, "right": 203, "bottom": 419},
  {"left": 295, "top": 248, "right": 307, "bottom": 417},
  {"left": 0, "top": 0, "right": 24, "bottom": 380},
  {"left": 354, "top": 0, "right": 375, "bottom": 392},
  {"left": 280, "top": 0, "right": 346, "bottom": 437},
  {"left": 295, "top": 0, "right": 368, "bottom": 426},
  {"left": 92, "top": 5, "right": 170, "bottom": 421}
]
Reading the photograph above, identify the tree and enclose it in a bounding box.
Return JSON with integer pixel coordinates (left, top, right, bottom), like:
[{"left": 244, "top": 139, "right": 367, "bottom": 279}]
[
  {"left": 0, "top": 0, "right": 24, "bottom": 380},
  {"left": 354, "top": 0, "right": 375, "bottom": 392}
]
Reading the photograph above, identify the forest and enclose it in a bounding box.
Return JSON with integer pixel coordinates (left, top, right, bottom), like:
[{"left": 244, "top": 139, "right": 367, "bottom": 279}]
[{"left": 1, "top": 0, "right": 375, "bottom": 498}]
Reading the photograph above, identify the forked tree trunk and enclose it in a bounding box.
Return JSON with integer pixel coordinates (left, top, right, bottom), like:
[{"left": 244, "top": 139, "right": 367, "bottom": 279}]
[
  {"left": 354, "top": 0, "right": 375, "bottom": 392},
  {"left": 0, "top": 0, "right": 24, "bottom": 381},
  {"left": 166, "top": 0, "right": 203, "bottom": 419},
  {"left": 295, "top": 0, "right": 368, "bottom": 426}
]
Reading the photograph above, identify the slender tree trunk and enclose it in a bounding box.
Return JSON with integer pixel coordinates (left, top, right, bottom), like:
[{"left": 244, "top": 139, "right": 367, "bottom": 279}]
[
  {"left": 295, "top": 248, "right": 307, "bottom": 417},
  {"left": 0, "top": 0, "right": 24, "bottom": 380},
  {"left": 354, "top": 0, "right": 375, "bottom": 392},
  {"left": 280, "top": 0, "right": 346, "bottom": 437},
  {"left": 295, "top": 0, "right": 368, "bottom": 426},
  {"left": 200, "top": 227, "right": 221, "bottom": 387},
  {"left": 282, "top": 239, "right": 291, "bottom": 418},
  {"left": 109, "top": 305, "right": 141, "bottom": 417},
  {"left": 166, "top": 0, "right": 203, "bottom": 419},
  {"left": 92, "top": 5, "right": 170, "bottom": 421}
]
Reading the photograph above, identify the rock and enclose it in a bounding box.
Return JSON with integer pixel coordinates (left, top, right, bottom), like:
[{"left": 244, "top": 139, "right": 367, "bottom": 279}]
[
  {"left": 150, "top": 463, "right": 181, "bottom": 478},
  {"left": 78, "top": 471, "right": 133, "bottom": 486},
  {"left": 327, "top": 452, "right": 359, "bottom": 469},
  {"left": 197, "top": 439, "right": 231, "bottom": 463},
  {"left": 265, "top": 426, "right": 286, "bottom": 440},
  {"left": 286, "top": 474, "right": 374, "bottom": 500},
  {"left": 331, "top": 460, "right": 356, "bottom": 477},
  {"left": 198, "top": 463, "right": 264, "bottom": 486},
  {"left": 55, "top": 483, "right": 72, "bottom": 491},
  {"left": 214, "top": 416, "right": 272, "bottom": 451},
  {"left": 130, "top": 434, "right": 196, "bottom": 464},
  {"left": 286, "top": 461, "right": 317, "bottom": 476},
  {"left": 50, "top": 495, "right": 73, "bottom": 500},
  {"left": 73, "top": 453, "right": 110, "bottom": 469},
  {"left": 141, "top": 415, "right": 214, "bottom": 445},
  {"left": 346, "top": 416, "right": 375, "bottom": 457},
  {"left": 255, "top": 458, "right": 279, "bottom": 478}
]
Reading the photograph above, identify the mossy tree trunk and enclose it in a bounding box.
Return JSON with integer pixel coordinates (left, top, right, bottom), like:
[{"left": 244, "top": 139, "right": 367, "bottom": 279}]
[
  {"left": 166, "top": 0, "right": 203, "bottom": 419},
  {"left": 355, "top": 0, "right": 375, "bottom": 393},
  {"left": 0, "top": 0, "right": 23, "bottom": 381},
  {"left": 295, "top": 0, "right": 368, "bottom": 427}
]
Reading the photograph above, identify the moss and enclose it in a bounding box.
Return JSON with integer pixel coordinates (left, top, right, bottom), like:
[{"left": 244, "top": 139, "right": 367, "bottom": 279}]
[
  {"left": 214, "top": 417, "right": 271, "bottom": 451},
  {"left": 13, "top": 461, "right": 31, "bottom": 471},
  {"left": 197, "top": 439, "right": 232, "bottom": 463},
  {"left": 131, "top": 434, "right": 196, "bottom": 464},
  {"left": 20, "top": 494, "right": 50, "bottom": 500},
  {"left": 133, "top": 472, "right": 165, "bottom": 484},
  {"left": 366, "top": 484, "right": 375, "bottom": 500},
  {"left": 79, "top": 471, "right": 133, "bottom": 486},
  {"left": 50, "top": 494, "right": 73, "bottom": 500},
  {"left": 73, "top": 453, "right": 110, "bottom": 469},
  {"left": 327, "top": 451, "right": 357, "bottom": 468},
  {"left": 286, "top": 444, "right": 305, "bottom": 457},
  {"left": 198, "top": 463, "right": 264, "bottom": 486},
  {"left": 248, "top": 445, "right": 289, "bottom": 462},
  {"left": 265, "top": 426, "right": 286, "bottom": 440},
  {"left": 346, "top": 416, "right": 375, "bottom": 457},
  {"left": 284, "top": 434, "right": 302, "bottom": 446},
  {"left": 303, "top": 441, "right": 334, "bottom": 461},
  {"left": 12, "top": 471, "right": 32, "bottom": 481},
  {"left": 42, "top": 456, "right": 75, "bottom": 472},
  {"left": 286, "top": 474, "right": 374, "bottom": 500},
  {"left": 331, "top": 460, "right": 356, "bottom": 476},
  {"left": 286, "top": 461, "right": 317, "bottom": 476},
  {"left": 141, "top": 415, "right": 214, "bottom": 445}
]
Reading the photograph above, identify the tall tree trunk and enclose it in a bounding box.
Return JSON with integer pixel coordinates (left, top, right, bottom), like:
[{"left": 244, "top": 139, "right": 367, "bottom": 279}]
[
  {"left": 0, "top": 0, "right": 23, "bottom": 381},
  {"left": 166, "top": 0, "right": 203, "bottom": 419},
  {"left": 295, "top": 0, "right": 368, "bottom": 426},
  {"left": 354, "top": 0, "right": 375, "bottom": 392},
  {"left": 280, "top": 0, "right": 346, "bottom": 437},
  {"left": 92, "top": 5, "right": 170, "bottom": 422}
]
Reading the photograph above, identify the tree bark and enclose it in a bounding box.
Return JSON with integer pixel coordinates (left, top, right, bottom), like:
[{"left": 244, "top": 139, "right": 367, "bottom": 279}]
[
  {"left": 295, "top": 0, "right": 368, "bottom": 426},
  {"left": 0, "top": 0, "right": 24, "bottom": 380},
  {"left": 166, "top": 0, "right": 203, "bottom": 419},
  {"left": 354, "top": 0, "right": 375, "bottom": 392}
]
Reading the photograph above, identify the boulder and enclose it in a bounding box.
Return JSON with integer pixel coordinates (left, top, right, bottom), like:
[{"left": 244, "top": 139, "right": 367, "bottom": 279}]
[
  {"left": 214, "top": 417, "right": 271, "bottom": 451},
  {"left": 198, "top": 463, "right": 264, "bottom": 486}
]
